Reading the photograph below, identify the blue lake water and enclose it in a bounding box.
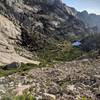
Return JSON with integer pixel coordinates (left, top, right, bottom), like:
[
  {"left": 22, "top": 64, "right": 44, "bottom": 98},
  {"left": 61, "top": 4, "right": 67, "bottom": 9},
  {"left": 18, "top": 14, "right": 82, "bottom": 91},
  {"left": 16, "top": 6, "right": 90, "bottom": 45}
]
[{"left": 72, "top": 41, "right": 81, "bottom": 46}]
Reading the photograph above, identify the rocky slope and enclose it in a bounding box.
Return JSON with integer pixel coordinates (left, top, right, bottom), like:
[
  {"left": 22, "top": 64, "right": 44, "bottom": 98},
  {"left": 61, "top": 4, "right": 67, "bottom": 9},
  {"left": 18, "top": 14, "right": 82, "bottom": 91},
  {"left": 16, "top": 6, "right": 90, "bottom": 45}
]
[{"left": 0, "top": 58, "right": 100, "bottom": 100}]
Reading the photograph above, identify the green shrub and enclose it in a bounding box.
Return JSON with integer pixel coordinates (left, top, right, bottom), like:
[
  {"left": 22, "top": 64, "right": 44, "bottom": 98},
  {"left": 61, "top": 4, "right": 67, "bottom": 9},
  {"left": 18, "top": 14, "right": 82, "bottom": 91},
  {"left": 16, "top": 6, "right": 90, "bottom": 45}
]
[
  {"left": 14, "top": 94, "right": 36, "bottom": 100},
  {"left": 37, "top": 41, "right": 83, "bottom": 63},
  {"left": 1, "top": 94, "right": 36, "bottom": 100},
  {"left": 0, "top": 63, "right": 39, "bottom": 77}
]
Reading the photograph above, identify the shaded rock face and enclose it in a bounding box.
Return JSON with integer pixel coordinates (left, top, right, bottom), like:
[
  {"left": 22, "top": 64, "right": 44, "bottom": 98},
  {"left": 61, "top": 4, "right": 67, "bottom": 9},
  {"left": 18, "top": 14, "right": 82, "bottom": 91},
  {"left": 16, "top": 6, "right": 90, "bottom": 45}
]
[
  {"left": 24, "top": 0, "right": 62, "bottom": 6},
  {"left": 1, "top": 0, "right": 62, "bottom": 7}
]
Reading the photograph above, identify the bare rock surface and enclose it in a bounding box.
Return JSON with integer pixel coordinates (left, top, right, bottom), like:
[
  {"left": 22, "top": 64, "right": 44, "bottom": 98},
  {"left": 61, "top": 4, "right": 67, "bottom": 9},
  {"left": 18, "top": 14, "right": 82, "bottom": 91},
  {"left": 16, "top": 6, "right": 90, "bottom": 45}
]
[{"left": 0, "top": 14, "right": 39, "bottom": 65}]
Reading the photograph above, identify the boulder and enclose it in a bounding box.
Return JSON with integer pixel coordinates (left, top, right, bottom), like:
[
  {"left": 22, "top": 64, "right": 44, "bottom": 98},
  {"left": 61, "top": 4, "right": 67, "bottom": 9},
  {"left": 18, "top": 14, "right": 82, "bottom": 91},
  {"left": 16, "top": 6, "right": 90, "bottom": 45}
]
[{"left": 3, "top": 62, "right": 21, "bottom": 70}]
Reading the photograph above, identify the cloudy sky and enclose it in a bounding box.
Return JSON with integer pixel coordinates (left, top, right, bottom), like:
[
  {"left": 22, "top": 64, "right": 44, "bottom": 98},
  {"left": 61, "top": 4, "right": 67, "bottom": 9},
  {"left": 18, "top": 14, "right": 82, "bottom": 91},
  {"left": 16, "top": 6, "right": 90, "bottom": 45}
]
[{"left": 63, "top": 0, "right": 100, "bottom": 15}]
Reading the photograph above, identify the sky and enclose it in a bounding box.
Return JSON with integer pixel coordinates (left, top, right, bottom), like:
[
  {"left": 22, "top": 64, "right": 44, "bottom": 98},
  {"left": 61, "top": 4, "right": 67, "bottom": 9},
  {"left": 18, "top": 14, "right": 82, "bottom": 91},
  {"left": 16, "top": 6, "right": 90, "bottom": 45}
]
[{"left": 63, "top": 0, "right": 100, "bottom": 15}]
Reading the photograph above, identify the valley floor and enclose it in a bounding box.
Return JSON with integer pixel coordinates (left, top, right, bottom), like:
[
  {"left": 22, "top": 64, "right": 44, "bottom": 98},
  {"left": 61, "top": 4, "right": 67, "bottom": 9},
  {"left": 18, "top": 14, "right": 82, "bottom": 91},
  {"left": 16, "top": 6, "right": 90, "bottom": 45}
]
[{"left": 0, "top": 58, "right": 100, "bottom": 100}]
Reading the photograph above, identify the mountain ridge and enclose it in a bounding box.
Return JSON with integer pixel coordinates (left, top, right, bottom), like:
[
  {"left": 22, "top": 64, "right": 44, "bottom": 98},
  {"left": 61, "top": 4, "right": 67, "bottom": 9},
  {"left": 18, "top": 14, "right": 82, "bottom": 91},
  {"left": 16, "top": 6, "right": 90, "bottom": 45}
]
[
  {"left": 77, "top": 10, "right": 100, "bottom": 32},
  {"left": 64, "top": 4, "right": 100, "bottom": 32}
]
